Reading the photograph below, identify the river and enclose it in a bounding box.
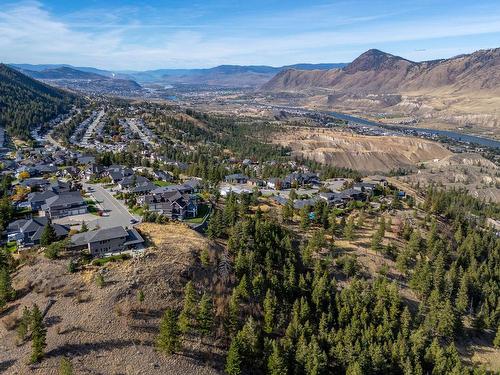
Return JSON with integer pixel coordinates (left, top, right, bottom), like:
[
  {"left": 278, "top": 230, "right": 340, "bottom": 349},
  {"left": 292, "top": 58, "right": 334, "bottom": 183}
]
[{"left": 327, "top": 111, "right": 500, "bottom": 150}]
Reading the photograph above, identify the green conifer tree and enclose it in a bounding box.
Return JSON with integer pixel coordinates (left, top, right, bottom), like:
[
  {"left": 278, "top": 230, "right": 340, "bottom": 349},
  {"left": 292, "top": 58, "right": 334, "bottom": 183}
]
[
  {"left": 40, "top": 222, "right": 57, "bottom": 246},
  {"left": 197, "top": 292, "right": 214, "bottom": 336},
  {"left": 178, "top": 281, "right": 197, "bottom": 334},
  {"left": 225, "top": 338, "right": 242, "bottom": 375},
  {"left": 30, "top": 304, "right": 47, "bottom": 363},
  {"left": 156, "top": 308, "right": 180, "bottom": 355}
]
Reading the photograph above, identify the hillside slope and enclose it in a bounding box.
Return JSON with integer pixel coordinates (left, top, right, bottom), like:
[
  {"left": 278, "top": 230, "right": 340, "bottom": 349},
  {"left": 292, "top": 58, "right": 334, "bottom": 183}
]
[
  {"left": 0, "top": 223, "right": 222, "bottom": 374},
  {"left": 261, "top": 48, "right": 500, "bottom": 137},
  {"left": 23, "top": 66, "right": 108, "bottom": 80},
  {"left": 274, "top": 127, "right": 452, "bottom": 172},
  {"left": 0, "top": 64, "right": 76, "bottom": 139},
  {"left": 262, "top": 48, "right": 500, "bottom": 94}
]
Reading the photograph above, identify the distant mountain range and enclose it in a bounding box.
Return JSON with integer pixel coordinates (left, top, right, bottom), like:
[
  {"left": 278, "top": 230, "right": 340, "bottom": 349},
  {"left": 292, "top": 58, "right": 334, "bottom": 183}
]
[
  {"left": 261, "top": 48, "right": 500, "bottom": 93},
  {"left": 9, "top": 62, "right": 347, "bottom": 88},
  {"left": 10, "top": 66, "right": 144, "bottom": 96}
]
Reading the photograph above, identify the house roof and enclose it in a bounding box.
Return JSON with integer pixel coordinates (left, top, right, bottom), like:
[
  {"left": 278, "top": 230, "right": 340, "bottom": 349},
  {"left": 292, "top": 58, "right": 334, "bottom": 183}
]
[
  {"left": 120, "top": 175, "right": 150, "bottom": 187},
  {"left": 71, "top": 226, "right": 129, "bottom": 247},
  {"left": 21, "top": 178, "right": 50, "bottom": 188},
  {"left": 7, "top": 217, "right": 69, "bottom": 239},
  {"left": 41, "top": 191, "right": 85, "bottom": 209},
  {"left": 124, "top": 228, "right": 144, "bottom": 246},
  {"left": 130, "top": 181, "right": 157, "bottom": 194},
  {"left": 225, "top": 173, "right": 249, "bottom": 180},
  {"left": 27, "top": 190, "right": 57, "bottom": 204}
]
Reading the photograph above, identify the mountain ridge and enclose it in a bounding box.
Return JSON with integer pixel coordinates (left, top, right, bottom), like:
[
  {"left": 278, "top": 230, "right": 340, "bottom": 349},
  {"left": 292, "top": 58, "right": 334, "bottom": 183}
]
[
  {"left": 9, "top": 62, "right": 347, "bottom": 87},
  {"left": 261, "top": 47, "right": 500, "bottom": 93}
]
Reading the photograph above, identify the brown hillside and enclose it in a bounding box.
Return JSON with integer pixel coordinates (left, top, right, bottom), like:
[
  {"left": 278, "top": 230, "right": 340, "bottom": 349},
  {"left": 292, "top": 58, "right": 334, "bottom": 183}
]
[
  {"left": 0, "top": 223, "right": 223, "bottom": 374},
  {"left": 262, "top": 48, "right": 500, "bottom": 95},
  {"left": 274, "top": 127, "right": 451, "bottom": 173}
]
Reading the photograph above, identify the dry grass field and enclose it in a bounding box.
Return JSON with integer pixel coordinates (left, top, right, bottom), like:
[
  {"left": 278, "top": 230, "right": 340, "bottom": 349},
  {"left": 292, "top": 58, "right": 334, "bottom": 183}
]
[{"left": 0, "top": 223, "right": 223, "bottom": 375}]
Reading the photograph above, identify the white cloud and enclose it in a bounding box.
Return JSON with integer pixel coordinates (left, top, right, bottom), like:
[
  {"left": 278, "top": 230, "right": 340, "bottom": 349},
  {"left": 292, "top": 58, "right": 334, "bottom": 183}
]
[{"left": 0, "top": 1, "right": 499, "bottom": 70}]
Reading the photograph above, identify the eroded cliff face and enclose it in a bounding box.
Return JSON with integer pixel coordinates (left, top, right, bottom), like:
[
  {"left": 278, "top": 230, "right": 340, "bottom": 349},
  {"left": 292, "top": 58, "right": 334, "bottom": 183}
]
[{"left": 274, "top": 127, "right": 451, "bottom": 173}]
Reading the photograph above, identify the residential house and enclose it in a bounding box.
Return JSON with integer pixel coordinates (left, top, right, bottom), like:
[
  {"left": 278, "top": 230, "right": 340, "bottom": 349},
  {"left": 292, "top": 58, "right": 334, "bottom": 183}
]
[
  {"left": 271, "top": 195, "right": 289, "bottom": 206},
  {"left": 152, "top": 169, "right": 174, "bottom": 182},
  {"left": 219, "top": 184, "right": 252, "bottom": 197},
  {"left": 182, "top": 178, "right": 201, "bottom": 193},
  {"left": 40, "top": 191, "right": 87, "bottom": 219},
  {"left": 60, "top": 166, "right": 80, "bottom": 180},
  {"left": 118, "top": 175, "right": 150, "bottom": 191},
  {"left": 224, "top": 173, "right": 249, "bottom": 184},
  {"left": 353, "top": 182, "right": 377, "bottom": 194},
  {"left": 293, "top": 197, "right": 319, "bottom": 210},
  {"left": 340, "top": 188, "right": 366, "bottom": 201},
  {"left": 46, "top": 180, "right": 72, "bottom": 194},
  {"left": 27, "top": 190, "right": 57, "bottom": 211},
  {"left": 138, "top": 190, "right": 198, "bottom": 220},
  {"left": 365, "top": 175, "right": 388, "bottom": 187},
  {"left": 69, "top": 226, "right": 144, "bottom": 257},
  {"left": 7, "top": 217, "right": 70, "bottom": 247},
  {"left": 266, "top": 178, "right": 291, "bottom": 190},
  {"left": 34, "top": 164, "right": 58, "bottom": 175},
  {"left": 77, "top": 155, "right": 96, "bottom": 165},
  {"left": 129, "top": 181, "right": 158, "bottom": 195},
  {"left": 106, "top": 165, "right": 133, "bottom": 183},
  {"left": 285, "top": 172, "right": 320, "bottom": 187},
  {"left": 20, "top": 178, "right": 50, "bottom": 191},
  {"left": 82, "top": 164, "right": 106, "bottom": 181},
  {"left": 319, "top": 192, "right": 346, "bottom": 207}
]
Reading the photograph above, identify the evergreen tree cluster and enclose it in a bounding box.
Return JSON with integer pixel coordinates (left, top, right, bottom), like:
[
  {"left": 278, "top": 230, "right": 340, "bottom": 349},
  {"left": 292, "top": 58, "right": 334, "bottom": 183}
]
[
  {"left": 203, "top": 192, "right": 496, "bottom": 374},
  {"left": 0, "top": 64, "right": 76, "bottom": 139}
]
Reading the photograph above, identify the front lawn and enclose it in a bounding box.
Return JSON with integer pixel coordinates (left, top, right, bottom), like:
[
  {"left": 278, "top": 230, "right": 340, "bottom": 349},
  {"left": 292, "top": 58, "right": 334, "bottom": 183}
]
[
  {"left": 185, "top": 204, "right": 210, "bottom": 224},
  {"left": 5, "top": 241, "right": 17, "bottom": 253},
  {"left": 153, "top": 180, "right": 173, "bottom": 187}
]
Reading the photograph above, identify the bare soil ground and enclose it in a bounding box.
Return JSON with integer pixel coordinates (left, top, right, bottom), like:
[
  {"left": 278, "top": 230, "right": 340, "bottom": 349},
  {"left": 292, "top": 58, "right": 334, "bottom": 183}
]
[
  {"left": 397, "top": 153, "right": 500, "bottom": 202},
  {"left": 0, "top": 223, "right": 223, "bottom": 375},
  {"left": 274, "top": 126, "right": 451, "bottom": 173}
]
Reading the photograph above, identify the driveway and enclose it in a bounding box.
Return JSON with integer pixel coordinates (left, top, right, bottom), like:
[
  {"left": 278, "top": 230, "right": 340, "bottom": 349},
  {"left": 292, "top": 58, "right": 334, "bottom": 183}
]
[{"left": 82, "top": 183, "right": 140, "bottom": 229}]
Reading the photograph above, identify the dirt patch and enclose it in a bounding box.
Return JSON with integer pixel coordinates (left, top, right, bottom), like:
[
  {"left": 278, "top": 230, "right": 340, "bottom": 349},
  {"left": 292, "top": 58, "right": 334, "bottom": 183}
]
[{"left": 274, "top": 126, "right": 451, "bottom": 172}]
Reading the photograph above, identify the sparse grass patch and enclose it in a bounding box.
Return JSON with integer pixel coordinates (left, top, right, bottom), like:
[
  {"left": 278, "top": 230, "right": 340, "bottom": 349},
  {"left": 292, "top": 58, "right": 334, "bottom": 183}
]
[{"left": 92, "top": 253, "right": 131, "bottom": 266}]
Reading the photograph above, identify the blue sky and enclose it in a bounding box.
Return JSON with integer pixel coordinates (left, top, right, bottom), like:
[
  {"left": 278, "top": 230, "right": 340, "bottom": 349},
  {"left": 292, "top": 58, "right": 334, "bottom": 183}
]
[{"left": 1, "top": 0, "right": 499, "bottom": 70}]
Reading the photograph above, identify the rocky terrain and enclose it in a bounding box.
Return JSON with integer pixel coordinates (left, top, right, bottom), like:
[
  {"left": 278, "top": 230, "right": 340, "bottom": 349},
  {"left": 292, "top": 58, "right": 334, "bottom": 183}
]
[
  {"left": 274, "top": 127, "right": 451, "bottom": 172},
  {"left": 397, "top": 153, "right": 500, "bottom": 202},
  {"left": 0, "top": 223, "right": 223, "bottom": 375}
]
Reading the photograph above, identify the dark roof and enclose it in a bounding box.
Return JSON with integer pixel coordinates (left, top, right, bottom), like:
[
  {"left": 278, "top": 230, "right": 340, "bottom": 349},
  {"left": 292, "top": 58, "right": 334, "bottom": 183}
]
[
  {"left": 27, "top": 190, "right": 57, "bottom": 204},
  {"left": 225, "top": 173, "right": 249, "bottom": 181},
  {"left": 21, "top": 178, "right": 50, "bottom": 188},
  {"left": 71, "top": 226, "right": 129, "bottom": 247},
  {"left": 77, "top": 156, "right": 95, "bottom": 164},
  {"left": 120, "top": 174, "right": 150, "bottom": 187},
  {"left": 293, "top": 198, "right": 319, "bottom": 209},
  {"left": 124, "top": 228, "right": 145, "bottom": 246},
  {"left": 7, "top": 217, "right": 69, "bottom": 239},
  {"left": 130, "top": 181, "right": 157, "bottom": 194},
  {"left": 41, "top": 191, "right": 85, "bottom": 209}
]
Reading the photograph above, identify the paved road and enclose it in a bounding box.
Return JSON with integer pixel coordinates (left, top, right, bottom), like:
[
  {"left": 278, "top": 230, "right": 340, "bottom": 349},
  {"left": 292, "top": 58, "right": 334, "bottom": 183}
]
[
  {"left": 127, "top": 118, "right": 157, "bottom": 146},
  {"left": 84, "top": 183, "right": 140, "bottom": 229},
  {"left": 82, "top": 110, "right": 105, "bottom": 147}
]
